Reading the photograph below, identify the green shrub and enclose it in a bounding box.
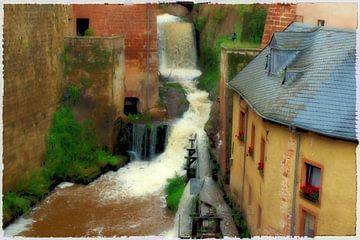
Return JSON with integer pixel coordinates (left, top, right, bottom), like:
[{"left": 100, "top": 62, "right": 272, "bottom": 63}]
[
  {"left": 84, "top": 28, "right": 96, "bottom": 36},
  {"left": 3, "top": 192, "right": 31, "bottom": 217},
  {"left": 96, "top": 149, "right": 122, "bottom": 167},
  {"left": 45, "top": 106, "right": 98, "bottom": 180},
  {"left": 14, "top": 168, "right": 51, "bottom": 201},
  {"left": 165, "top": 174, "right": 186, "bottom": 211},
  {"left": 66, "top": 84, "right": 81, "bottom": 104},
  {"left": 195, "top": 16, "right": 206, "bottom": 32},
  {"left": 127, "top": 113, "right": 152, "bottom": 124}
]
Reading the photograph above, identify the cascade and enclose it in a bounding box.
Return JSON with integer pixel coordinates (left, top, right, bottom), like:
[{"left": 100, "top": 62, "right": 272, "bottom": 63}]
[
  {"left": 4, "top": 13, "right": 212, "bottom": 237},
  {"left": 128, "top": 123, "right": 169, "bottom": 160}
]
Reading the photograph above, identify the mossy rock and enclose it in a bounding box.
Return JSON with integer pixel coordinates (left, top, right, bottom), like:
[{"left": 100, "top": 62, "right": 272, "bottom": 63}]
[
  {"left": 3, "top": 208, "right": 13, "bottom": 227},
  {"left": 78, "top": 166, "right": 101, "bottom": 184}
]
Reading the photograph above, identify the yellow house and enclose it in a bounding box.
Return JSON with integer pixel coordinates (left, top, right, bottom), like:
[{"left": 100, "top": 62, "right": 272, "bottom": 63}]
[{"left": 227, "top": 23, "right": 357, "bottom": 236}]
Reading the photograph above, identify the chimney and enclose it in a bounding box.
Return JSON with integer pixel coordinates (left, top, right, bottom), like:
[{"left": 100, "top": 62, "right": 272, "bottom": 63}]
[{"left": 261, "top": 4, "right": 296, "bottom": 48}]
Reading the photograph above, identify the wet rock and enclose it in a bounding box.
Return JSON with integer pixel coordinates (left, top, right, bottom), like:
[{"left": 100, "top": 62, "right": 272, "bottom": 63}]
[{"left": 159, "top": 82, "right": 189, "bottom": 119}]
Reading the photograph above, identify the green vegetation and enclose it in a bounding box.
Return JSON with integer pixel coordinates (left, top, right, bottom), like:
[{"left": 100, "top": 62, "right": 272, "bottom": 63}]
[
  {"left": 3, "top": 103, "right": 126, "bottom": 227},
  {"left": 194, "top": 16, "right": 206, "bottom": 32},
  {"left": 127, "top": 112, "right": 152, "bottom": 127},
  {"left": 241, "top": 7, "right": 267, "bottom": 43},
  {"left": 223, "top": 193, "right": 251, "bottom": 238},
  {"left": 195, "top": 4, "right": 266, "bottom": 100},
  {"left": 66, "top": 84, "right": 81, "bottom": 104},
  {"left": 165, "top": 174, "right": 186, "bottom": 211},
  {"left": 227, "top": 53, "right": 256, "bottom": 80},
  {"left": 213, "top": 9, "right": 226, "bottom": 23},
  {"left": 84, "top": 28, "right": 96, "bottom": 36},
  {"left": 222, "top": 40, "right": 260, "bottom": 50},
  {"left": 60, "top": 43, "right": 112, "bottom": 75}
]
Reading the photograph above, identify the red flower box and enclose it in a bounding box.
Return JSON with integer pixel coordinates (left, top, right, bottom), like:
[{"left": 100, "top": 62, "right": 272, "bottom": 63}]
[
  {"left": 236, "top": 132, "right": 244, "bottom": 141},
  {"left": 257, "top": 161, "right": 264, "bottom": 176},
  {"left": 300, "top": 184, "right": 320, "bottom": 202},
  {"left": 246, "top": 146, "right": 254, "bottom": 157}
]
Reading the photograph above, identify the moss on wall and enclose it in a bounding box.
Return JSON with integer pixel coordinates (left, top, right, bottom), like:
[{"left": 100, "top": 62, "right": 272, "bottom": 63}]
[{"left": 190, "top": 4, "right": 266, "bottom": 100}]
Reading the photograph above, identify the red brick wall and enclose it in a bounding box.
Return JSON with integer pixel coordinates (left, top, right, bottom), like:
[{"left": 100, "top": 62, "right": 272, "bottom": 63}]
[
  {"left": 261, "top": 4, "right": 296, "bottom": 48},
  {"left": 72, "top": 4, "right": 158, "bottom": 111}
]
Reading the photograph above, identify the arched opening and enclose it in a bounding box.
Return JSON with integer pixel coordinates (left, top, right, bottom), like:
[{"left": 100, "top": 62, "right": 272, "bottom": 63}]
[{"left": 124, "top": 97, "right": 139, "bottom": 116}]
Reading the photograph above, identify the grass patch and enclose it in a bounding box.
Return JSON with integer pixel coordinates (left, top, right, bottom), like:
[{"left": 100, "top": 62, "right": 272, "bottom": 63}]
[
  {"left": 221, "top": 40, "right": 260, "bottom": 49},
  {"left": 96, "top": 149, "right": 123, "bottom": 167},
  {"left": 165, "top": 174, "right": 186, "bottom": 211}
]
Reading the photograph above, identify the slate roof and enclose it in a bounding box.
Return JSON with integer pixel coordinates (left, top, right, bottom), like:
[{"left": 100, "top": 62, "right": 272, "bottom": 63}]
[{"left": 228, "top": 22, "right": 357, "bottom": 141}]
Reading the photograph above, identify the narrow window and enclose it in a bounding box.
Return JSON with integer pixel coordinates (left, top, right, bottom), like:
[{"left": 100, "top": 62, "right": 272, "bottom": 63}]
[
  {"left": 317, "top": 19, "right": 325, "bottom": 26},
  {"left": 258, "top": 137, "right": 265, "bottom": 176},
  {"left": 257, "top": 205, "right": 262, "bottom": 229},
  {"left": 76, "top": 18, "right": 89, "bottom": 36},
  {"left": 260, "top": 137, "right": 265, "bottom": 163},
  {"left": 248, "top": 185, "right": 252, "bottom": 205},
  {"left": 302, "top": 210, "right": 315, "bottom": 237},
  {"left": 238, "top": 111, "right": 245, "bottom": 141},
  {"left": 301, "top": 163, "right": 321, "bottom": 203},
  {"left": 249, "top": 124, "right": 255, "bottom": 158},
  {"left": 306, "top": 164, "right": 321, "bottom": 187}
]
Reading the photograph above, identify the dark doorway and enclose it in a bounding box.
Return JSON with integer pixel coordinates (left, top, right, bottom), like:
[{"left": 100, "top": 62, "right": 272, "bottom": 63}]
[
  {"left": 76, "top": 18, "right": 89, "bottom": 36},
  {"left": 124, "top": 97, "right": 139, "bottom": 116}
]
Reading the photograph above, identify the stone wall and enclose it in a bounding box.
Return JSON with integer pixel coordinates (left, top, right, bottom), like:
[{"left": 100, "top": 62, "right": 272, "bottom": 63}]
[
  {"left": 64, "top": 36, "right": 125, "bottom": 151},
  {"left": 72, "top": 4, "right": 158, "bottom": 112},
  {"left": 260, "top": 4, "right": 296, "bottom": 48},
  {"left": 3, "top": 5, "right": 73, "bottom": 192}
]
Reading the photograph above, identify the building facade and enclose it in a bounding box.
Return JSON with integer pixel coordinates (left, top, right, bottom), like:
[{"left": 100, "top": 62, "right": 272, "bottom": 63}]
[
  {"left": 72, "top": 4, "right": 159, "bottom": 113},
  {"left": 228, "top": 23, "right": 357, "bottom": 236}
]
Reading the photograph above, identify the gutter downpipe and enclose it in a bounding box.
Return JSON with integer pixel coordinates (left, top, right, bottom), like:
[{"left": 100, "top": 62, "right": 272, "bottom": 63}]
[
  {"left": 240, "top": 101, "right": 249, "bottom": 208},
  {"left": 290, "top": 126, "right": 301, "bottom": 236}
]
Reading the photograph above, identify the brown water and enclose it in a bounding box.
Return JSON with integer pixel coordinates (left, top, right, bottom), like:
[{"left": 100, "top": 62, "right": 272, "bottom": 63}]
[
  {"left": 12, "top": 181, "right": 174, "bottom": 237},
  {"left": 5, "top": 13, "right": 211, "bottom": 238}
]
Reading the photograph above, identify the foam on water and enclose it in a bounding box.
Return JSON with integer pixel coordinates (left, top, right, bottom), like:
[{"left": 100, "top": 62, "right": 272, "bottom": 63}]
[
  {"left": 95, "top": 80, "right": 210, "bottom": 200},
  {"left": 4, "top": 217, "right": 33, "bottom": 237}
]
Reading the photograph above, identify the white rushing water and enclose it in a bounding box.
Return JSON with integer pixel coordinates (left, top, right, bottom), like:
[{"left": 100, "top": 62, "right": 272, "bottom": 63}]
[
  {"left": 4, "top": 13, "right": 211, "bottom": 237},
  {"left": 92, "top": 14, "right": 210, "bottom": 200}
]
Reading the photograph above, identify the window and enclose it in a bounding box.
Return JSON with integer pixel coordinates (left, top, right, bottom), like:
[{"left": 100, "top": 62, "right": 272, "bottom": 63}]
[
  {"left": 266, "top": 49, "right": 298, "bottom": 75},
  {"left": 295, "top": 15, "right": 304, "bottom": 23},
  {"left": 317, "top": 19, "right": 325, "bottom": 26},
  {"left": 258, "top": 137, "right": 265, "bottom": 175},
  {"left": 301, "top": 162, "right": 321, "bottom": 203},
  {"left": 76, "top": 18, "right": 89, "bottom": 36},
  {"left": 247, "top": 124, "right": 255, "bottom": 158},
  {"left": 238, "top": 111, "right": 245, "bottom": 141},
  {"left": 257, "top": 205, "right": 262, "bottom": 229},
  {"left": 306, "top": 164, "right": 321, "bottom": 187},
  {"left": 302, "top": 210, "right": 316, "bottom": 237},
  {"left": 248, "top": 185, "right": 252, "bottom": 205}
]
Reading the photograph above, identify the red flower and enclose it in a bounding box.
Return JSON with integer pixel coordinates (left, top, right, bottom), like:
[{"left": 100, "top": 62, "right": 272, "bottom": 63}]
[
  {"left": 236, "top": 132, "right": 244, "bottom": 141},
  {"left": 258, "top": 161, "right": 264, "bottom": 170},
  {"left": 300, "top": 184, "right": 320, "bottom": 202},
  {"left": 247, "top": 146, "right": 254, "bottom": 157}
]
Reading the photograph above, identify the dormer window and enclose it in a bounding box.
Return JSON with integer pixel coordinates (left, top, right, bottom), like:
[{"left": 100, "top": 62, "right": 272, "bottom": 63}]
[{"left": 265, "top": 49, "right": 298, "bottom": 75}]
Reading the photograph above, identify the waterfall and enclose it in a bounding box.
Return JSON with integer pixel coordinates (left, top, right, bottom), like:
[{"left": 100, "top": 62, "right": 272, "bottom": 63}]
[
  {"left": 128, "top": 123, "right": 169, "bottom": 160},
  {"left": 157, "top": 14, "right": 202, "bottom": 80},
  {"left": 3, "top": 13, "right": 225, "bottom": 238}
]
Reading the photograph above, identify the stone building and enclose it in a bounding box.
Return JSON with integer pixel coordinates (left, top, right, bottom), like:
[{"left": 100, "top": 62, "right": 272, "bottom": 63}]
[
  {"left": 228, "top": 22, "right": 357, "bottom": 236},
  {"left": 72, "top": 4, "right": 159, "bottom": 113}
]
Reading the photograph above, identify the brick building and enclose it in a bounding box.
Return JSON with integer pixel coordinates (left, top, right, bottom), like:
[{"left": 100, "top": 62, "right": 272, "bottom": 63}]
[{"left": 72, "top": 4, "right": 159, "bottom": 113}]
